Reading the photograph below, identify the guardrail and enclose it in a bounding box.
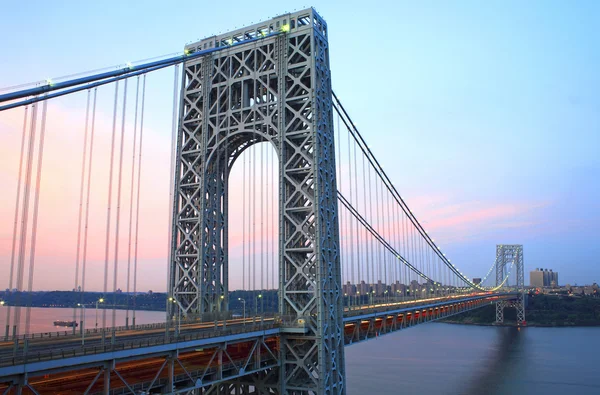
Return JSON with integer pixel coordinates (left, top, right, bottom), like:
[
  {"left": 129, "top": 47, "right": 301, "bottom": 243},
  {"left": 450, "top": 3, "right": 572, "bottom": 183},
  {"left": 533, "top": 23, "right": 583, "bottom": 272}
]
[{"left": 0, "top": 321, "right": 278, "bottom": 368}]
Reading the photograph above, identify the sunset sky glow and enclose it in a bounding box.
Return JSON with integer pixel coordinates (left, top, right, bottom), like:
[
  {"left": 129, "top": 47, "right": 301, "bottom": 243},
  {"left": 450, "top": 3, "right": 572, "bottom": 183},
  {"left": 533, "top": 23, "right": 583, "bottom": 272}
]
[{"left": 0, "top": 0, "right": 598, "bottom": 292}]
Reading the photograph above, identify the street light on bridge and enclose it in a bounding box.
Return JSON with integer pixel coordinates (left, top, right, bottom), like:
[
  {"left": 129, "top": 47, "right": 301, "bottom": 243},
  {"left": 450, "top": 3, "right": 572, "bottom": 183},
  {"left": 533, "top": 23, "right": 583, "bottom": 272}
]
[
  {"left": 95, "top": 298, "right": 104, "bottom": 329},
  {"left": 77, "top": 303, "right": 86, "bottom": 346},
  {"left": 255, "top": 294, "right": 262, "bottom": 315},
  {"left": 238, "top": 298, "right": 246, "bottom": 323}
]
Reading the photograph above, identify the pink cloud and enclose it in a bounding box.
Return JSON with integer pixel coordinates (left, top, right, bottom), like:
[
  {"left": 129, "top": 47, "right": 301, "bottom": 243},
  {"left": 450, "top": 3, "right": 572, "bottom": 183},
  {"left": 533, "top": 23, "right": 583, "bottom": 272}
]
[{"left": 0, "top": 96, "right": 172, "bottom": 292}]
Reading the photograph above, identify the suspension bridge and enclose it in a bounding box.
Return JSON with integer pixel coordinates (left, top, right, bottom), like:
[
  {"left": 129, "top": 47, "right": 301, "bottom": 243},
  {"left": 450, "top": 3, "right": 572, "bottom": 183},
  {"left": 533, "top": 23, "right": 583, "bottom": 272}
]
[{"left": 0, "top": 8, "right": 525, "bottom": 395}]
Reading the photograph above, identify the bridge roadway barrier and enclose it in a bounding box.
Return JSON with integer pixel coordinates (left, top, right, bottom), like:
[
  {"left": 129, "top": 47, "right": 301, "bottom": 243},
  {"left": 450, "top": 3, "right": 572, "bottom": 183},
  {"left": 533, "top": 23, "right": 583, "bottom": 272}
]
[
  {"left": 4, "top": 319, "right": 186, "bottom": 343},
  {"left": 0, "top": 318, "right": 282, "bottom": 394},
  {"left": 342, "top": 292, "right": 519, "bottom": 345},
  {"left": 0, "top": 317, "right": 278, "bottom": 369}
]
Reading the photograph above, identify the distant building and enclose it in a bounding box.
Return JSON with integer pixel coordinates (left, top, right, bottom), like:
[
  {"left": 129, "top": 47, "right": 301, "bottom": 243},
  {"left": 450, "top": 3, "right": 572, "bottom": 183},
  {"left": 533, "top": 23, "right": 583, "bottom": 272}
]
[
  {"left": 343, "top": 282, "right": 356, "bottom": 295},
  {"left": 473, "top": 278, "right": 482, "bottom": 285},
  {"left": 530, "top": 269, "right": 544, "bottom": 287},
  {"left": 530, "top": 268, "right": 558, "bottom": 287},
  {"left": 358, "top": 281, "right": 369, "bottom": 295}
]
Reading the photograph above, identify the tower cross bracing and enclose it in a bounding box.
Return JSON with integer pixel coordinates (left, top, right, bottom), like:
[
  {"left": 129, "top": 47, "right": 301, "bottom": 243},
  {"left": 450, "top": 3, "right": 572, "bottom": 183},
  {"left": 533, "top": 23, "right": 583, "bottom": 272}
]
[{"left": 170, "top": 8, "right": 345, "bottom": 393}]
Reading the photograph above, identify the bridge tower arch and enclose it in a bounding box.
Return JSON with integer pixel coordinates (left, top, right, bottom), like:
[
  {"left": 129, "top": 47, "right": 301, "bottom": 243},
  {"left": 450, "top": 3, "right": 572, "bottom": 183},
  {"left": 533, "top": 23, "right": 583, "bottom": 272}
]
[
  {"left": 169, "top": 8, "right": 345, "bottom": 394},
  {"left": 495, "top": 244, "right": 526, "bottom": 325}
]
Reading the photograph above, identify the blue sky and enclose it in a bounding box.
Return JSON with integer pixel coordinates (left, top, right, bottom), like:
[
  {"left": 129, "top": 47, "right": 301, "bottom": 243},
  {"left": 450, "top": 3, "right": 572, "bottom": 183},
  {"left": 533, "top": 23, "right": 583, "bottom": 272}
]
[{"left": 0, "top": 0, "right": 598, "bottom": 289}]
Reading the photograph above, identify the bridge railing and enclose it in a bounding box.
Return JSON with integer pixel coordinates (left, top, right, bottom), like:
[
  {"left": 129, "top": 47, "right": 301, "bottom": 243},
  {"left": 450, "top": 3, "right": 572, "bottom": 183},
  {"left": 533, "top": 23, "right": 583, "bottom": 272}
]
[
  {"left": 0, "top": 321, "right": 278, "bottom": 368},
  {"left": 1, "top": 314, "right": 278, "bottom": 343}
]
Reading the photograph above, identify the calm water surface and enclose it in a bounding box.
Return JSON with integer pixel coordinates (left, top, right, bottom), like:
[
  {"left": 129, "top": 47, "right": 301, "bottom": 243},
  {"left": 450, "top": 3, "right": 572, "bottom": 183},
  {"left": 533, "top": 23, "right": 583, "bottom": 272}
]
[
  {"left": 345, "top": 323, "right": 600, "bottom": 395},
  {"left": 0, "top": 306, "right": 164, "bottom": 334},
  {"left": 1, "top": 307, "right": 596, "bottom": 394}
]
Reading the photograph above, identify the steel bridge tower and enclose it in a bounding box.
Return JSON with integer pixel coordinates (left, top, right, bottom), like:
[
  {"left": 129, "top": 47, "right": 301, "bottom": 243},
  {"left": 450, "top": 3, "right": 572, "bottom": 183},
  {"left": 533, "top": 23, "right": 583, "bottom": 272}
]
[
  {"left": 169, "top": 8, "right": 345, "bottom": 394},
  {"left": 495, "top": 244, "right": 526, "bottom": 325}
]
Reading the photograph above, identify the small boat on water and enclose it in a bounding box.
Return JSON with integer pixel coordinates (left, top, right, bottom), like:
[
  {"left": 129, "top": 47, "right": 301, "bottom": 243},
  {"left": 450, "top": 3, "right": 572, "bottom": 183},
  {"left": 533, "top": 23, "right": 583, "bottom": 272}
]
[{"left": 53, "top": 320, "right": 78, "bottom": 327}]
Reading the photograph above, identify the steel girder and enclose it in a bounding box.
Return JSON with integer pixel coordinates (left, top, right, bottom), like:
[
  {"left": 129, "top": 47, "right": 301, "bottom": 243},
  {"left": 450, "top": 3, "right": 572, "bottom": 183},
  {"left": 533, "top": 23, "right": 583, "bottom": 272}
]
[
  {"left": 171, "top": 8, "right": 345, "bottom": 394},
  {"left": 0, "top": 334, "right": 280, "bottom": 395},
  {"left": 494, "top": 245, "right": 525, "bottom": 324}
]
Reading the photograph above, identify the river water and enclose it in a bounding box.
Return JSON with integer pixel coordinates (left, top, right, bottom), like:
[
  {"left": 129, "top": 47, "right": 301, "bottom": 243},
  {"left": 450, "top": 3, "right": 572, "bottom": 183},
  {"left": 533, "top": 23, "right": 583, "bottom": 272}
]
[
  {"left": 345, "top": 322, "right": 600, "bottom": 394},
  {"left": 0, "top": 306, "right": 164, "bottom": 334},
  {"left": 1, "top": 307, "right": 597, "bottom": 394}
]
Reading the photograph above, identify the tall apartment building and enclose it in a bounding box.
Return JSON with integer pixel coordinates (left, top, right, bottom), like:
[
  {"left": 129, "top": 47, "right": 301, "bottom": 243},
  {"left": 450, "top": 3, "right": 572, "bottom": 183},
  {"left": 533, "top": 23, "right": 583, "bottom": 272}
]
[{"left": 530, "top": 268, "right": 558, "bottom": 287}]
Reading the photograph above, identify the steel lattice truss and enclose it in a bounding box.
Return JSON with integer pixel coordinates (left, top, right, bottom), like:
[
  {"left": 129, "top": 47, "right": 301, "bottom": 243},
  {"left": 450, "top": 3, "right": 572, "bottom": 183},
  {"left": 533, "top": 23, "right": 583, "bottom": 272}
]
[
  {"left": 494, "top": 244, "right": 525, "bottom": 324},
  {"left": 170, "top": 8, "right": 345, "bottom": 394}
]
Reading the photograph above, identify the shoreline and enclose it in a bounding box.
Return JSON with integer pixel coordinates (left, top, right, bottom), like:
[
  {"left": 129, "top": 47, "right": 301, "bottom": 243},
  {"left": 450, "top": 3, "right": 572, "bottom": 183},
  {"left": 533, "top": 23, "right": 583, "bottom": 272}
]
[
  {"left": 440, "top": 320, "right": 600, "bottom": 328},
  {"left": 0, "top": 305, "right": 165, "bottom": 313}
]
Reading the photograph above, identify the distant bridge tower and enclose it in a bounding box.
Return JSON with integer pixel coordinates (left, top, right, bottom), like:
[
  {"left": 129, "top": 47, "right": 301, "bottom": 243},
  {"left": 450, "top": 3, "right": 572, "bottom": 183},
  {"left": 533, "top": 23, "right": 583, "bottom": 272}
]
[
  {"left": 169, "top": 8, "right": 345, "bottom": 394},
  {"left": 495, "top": 244, "right": 525, "bottom": 325}
]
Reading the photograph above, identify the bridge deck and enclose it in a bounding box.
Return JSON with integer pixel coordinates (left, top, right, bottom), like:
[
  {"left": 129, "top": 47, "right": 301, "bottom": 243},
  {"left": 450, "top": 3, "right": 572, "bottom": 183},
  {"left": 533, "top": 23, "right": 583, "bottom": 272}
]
[{"left": 0, "top": 293, "right": 518, "bottom": 394}]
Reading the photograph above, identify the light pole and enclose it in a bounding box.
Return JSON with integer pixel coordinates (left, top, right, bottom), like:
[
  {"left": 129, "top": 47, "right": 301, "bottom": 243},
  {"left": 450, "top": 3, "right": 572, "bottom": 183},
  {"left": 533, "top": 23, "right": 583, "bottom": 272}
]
[
  {"left": 95, "top": 298, "right": 104, "bottom": 329},
  {"left": 77, "top": 303, "right": 86, "bottom": 345},
  {"left": 255, "top": 294, "right": 262, "bottom": 315},
  {"left": 238, "top": 298, "right": 246, "bottom": 323},
  {"left": 168, "top": 297, "right": 180, "bottom": 335}
]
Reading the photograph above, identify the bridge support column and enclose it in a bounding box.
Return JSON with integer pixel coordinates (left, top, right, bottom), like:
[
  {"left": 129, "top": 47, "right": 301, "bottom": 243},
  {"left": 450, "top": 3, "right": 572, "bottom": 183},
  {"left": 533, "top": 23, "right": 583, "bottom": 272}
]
[
  {"left": 103, "top": 361, "right": 113, "bottom": 395},
  {"left": 172, "top": 8, "right": 344, "bottom": 393},
  {"left": 495, "top": 300, "right": 507, "bottom": 323},
  {"left": 495, "top": 245, "right": 526, "bottom": 325},
  {"left": 166, "top": 354, "right": 175, "bottom": 394}
]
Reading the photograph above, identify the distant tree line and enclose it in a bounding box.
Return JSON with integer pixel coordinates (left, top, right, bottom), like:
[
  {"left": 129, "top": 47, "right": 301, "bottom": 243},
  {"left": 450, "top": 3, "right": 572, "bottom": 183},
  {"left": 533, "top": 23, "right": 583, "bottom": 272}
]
[
  {"left": 0, "top": 290, "right": 279, "bottom": 314},
  {"left": 444, "top": 293, "right": 600, "bottom": 326}
]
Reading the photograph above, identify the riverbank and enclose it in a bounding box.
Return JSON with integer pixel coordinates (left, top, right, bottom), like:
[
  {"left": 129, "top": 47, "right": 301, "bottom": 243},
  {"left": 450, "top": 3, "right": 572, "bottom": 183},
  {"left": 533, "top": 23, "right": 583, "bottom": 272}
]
[
  {"left": 441, "top": 294, "right": 600, "bottom": 327},
  {"left": 440, "top": 319, "right": 600, "bottom": 328}
]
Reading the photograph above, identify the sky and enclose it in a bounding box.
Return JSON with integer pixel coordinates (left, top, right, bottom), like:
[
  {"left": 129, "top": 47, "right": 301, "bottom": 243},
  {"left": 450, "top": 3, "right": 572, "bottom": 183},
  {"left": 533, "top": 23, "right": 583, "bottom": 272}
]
[{"left": 0, "top": 0, "right": 598, "bottom": 292}]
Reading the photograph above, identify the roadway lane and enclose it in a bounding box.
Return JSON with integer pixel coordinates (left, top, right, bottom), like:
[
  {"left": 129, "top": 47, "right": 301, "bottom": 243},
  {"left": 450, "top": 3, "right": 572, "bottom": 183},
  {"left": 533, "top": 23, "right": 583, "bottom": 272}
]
[
  {"left": 0, "top": 337, "right": 279, "bottom": 394},
  {"left": 0, "top": 316, "right": 276, "bottom": 367}
]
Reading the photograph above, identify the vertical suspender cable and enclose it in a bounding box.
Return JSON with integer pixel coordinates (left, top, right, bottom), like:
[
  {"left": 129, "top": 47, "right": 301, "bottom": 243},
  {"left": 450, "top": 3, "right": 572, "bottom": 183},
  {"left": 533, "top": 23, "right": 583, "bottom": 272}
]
[
  {"left": 103, "top": 81, "right": 120, "bottom": 330},
  {"left": 402, "top": 209, "right": 407, "bottom": 298},
  {"left": 242, "top": 150, "right": 246, "bottom": 291},
  {"left": 394, "top": 198, "right": 401, "bottom": 295},
  {"left": 125, "top": 77, "right": 141, "bottom": 328},
  {"left": 260, "top": 142, "right": 264, "bottom": 295},
  {"left": 271, "top": 144, "right": 275, "bottom": 291},
  {"left": 379, "top": 182, "right": 389, "bottom": 284},
  {"left": 73, "top": 90, "right": 92, "bottom": 332},
  {"left": 24, "top": 98, "right": 48, "bottom": 335},
  {"left": 266, "top": 143, "right": 271, "bottom": 302},
  {"left": 81, "top": 88, "right": 98, "bottom": 325},
  {"left": 112, "top": 79, "right": 129, "bottom": 328},
  {"left": 368, "top": 164, "right": 374, "bottom": 291},
  {"left": 13, "top": 102, "right": 38, "bottom": 337},
  {"left": 132, "top": 75, "right": 147, "bottom": 327},
  {"left": 167, "top": 65, "right": 180, "bottom": 322},
  {"left": 374, "top": 176, "right": 381, "bottom": 284},
  {"left": 336, "top": 114, "right": 345, "bottom": 284},
  {"left": 4, "top": 105, "right": 28, "bottom": 339},
  {"left": 248, "top": 148, "right": 252, "bottom": 292},
  {"left": 352, "top": 139, "right": 361, "bottom": 297},
  {"left": 346, "top": 122, "right": 355, "bottom": 289},
  {"left": 252, "top": 139, "right": 256, "bottom": 293},
  {"left": 362, "top": 152, "right": 369, "bottom": 289},
  {"left": 223, "top": 118, "right": 229, "bottom": 307}
]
